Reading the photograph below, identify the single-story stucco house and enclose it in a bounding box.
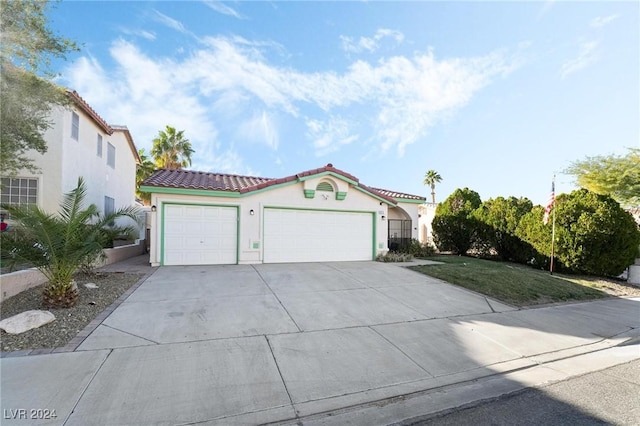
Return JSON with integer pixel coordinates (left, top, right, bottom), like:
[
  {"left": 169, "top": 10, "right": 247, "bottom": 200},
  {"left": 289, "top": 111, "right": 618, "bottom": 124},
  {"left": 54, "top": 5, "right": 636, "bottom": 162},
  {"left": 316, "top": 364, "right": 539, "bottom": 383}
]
[{"left": 141, "top": 164, "right": 425, "bottom": 266}]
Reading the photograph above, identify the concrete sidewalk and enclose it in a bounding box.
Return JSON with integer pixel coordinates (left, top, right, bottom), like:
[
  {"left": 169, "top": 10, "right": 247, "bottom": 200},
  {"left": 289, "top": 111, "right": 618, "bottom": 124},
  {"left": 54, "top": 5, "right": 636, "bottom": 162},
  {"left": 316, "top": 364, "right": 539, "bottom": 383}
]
[{"left": 1, "top": 261, "right": 638, "bottom": 425}]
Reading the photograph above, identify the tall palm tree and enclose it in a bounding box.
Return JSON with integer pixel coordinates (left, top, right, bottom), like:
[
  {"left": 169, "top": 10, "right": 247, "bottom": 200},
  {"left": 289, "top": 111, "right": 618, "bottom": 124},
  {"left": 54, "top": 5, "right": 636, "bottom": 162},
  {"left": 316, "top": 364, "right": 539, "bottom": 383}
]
[
  {"left": 136, "top": 148, "right": 156, "bottom": 205},
  {"left": 151, "top": 125, "right": 194, "bottom": 170},
  {"left": 0, "top": 178, "right": 141, "bottom": 308},
  {"left": 423, "top": 170, "right": 443, "bottom": 204}
]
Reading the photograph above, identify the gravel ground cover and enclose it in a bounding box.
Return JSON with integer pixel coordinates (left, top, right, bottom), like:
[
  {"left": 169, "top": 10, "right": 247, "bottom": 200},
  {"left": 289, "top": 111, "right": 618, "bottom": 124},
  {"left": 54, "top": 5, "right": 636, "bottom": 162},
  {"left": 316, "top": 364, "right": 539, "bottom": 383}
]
[{"left": 1, "top": 272, "right": 144, "bottom": 352}]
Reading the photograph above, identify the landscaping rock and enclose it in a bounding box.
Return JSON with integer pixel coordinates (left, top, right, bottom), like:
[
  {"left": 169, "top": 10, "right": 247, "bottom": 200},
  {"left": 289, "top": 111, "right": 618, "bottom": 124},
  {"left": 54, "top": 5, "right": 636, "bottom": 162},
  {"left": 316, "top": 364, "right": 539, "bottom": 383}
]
[
  {"left": 0, "top": 310, "right": 55, "bottom": 334},
  {"left": 84, "top": 283, "right": 99, "bottom": 289}
]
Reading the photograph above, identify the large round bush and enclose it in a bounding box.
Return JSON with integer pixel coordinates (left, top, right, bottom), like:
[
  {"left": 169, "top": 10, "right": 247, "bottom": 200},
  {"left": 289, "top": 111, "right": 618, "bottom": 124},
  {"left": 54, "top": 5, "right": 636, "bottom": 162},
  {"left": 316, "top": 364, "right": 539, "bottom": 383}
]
[{"left": 518, "top": 189, "right": 640, "bottom": 276}]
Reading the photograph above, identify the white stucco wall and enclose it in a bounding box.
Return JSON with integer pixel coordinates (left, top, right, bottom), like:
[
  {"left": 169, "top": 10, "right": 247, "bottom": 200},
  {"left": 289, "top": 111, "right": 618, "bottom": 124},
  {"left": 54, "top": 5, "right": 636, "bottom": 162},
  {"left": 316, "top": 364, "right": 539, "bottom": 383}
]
[
  {"left": 148, "top": 175, "right": 392, "bottom": 265},
  {"left": 14, "top": 106, "right": 65, "bottom": 213},
  {"left": 418, "top": 203, "right": 438, "bottom": 246}
]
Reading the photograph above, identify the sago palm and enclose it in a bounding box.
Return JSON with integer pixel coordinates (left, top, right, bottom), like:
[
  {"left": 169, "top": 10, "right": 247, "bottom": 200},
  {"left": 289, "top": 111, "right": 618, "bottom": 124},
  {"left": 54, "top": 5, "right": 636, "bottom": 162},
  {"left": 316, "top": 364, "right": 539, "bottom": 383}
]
[
  {"left": 151, "top": 125, "right": 194, "bottom": 170},
  {"left": 0, "top": 178, "right": 141, "bottom": 308},
  {"left": 423, "top": 170, "right": 443, "bottom": 204}
]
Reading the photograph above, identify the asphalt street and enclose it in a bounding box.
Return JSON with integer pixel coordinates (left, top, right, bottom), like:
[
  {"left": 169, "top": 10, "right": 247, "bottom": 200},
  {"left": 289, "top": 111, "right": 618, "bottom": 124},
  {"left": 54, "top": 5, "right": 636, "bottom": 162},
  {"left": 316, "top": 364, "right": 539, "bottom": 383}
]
[{"left": 405, "top": 358, "right": 640, "bottom": 426}]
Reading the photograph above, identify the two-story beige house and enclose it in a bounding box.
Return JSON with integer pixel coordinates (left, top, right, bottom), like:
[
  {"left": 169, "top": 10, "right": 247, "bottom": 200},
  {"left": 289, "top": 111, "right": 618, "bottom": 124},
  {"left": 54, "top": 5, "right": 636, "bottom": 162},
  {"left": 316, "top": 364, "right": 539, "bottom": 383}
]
[{"left": 1, "top": 90, "right": 140, "bottom": 223}]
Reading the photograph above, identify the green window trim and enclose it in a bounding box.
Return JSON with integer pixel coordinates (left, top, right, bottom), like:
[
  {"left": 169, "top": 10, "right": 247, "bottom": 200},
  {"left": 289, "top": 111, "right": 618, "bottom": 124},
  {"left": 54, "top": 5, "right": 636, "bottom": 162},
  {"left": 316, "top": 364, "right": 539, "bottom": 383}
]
[
  {"left": 336, "top": 191, "right": 347, "bottom": 201},
  {"left": 394, "top": 198, "right": 426, "bottom": 204},
  {"left": 304, "top": 189, "right": 315, "bottom": 199}
]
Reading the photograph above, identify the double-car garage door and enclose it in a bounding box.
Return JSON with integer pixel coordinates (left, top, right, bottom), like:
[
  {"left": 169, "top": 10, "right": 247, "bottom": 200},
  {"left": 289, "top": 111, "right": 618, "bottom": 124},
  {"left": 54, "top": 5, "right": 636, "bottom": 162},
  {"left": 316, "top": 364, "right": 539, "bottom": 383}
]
[
  {"left": 263, "top": 208, "right": 373, "bottom": 263},
  {"left": 162, "top": 204, "right": 374, "bottom": 265}
]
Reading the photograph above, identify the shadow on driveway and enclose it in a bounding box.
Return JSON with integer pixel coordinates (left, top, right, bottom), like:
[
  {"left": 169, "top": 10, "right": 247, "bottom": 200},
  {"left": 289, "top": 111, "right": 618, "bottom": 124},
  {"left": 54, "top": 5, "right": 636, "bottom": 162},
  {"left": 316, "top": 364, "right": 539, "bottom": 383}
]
[{"left": 1, "top": 261, "right": 638, "bottom": 425}]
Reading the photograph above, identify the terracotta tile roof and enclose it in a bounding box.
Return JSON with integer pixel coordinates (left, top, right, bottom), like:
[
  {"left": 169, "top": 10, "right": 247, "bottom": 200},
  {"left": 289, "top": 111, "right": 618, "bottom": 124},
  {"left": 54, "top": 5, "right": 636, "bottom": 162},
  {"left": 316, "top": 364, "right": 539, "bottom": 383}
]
[
  {"left": 142, "top": 164, "right": 399, "bottom": 204},
  {"left": 142, "top": 169, "right": 273, "bottom": 191},
  {"left": 111, "top": 125, "right": 141, "bottom": 164},
  {"left": 371, "top": 188, "right": 426, "bottom": 201},
  {"left": 66, "top": 90, "right": 113, "bottom": 135}
]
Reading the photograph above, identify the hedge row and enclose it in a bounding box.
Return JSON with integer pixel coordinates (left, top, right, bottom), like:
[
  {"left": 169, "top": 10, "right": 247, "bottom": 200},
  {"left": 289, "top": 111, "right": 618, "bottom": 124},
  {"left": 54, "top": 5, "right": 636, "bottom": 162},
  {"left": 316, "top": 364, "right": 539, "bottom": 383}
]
[{"left": 432, "top": 188, "right": 640, "bottom": 277}]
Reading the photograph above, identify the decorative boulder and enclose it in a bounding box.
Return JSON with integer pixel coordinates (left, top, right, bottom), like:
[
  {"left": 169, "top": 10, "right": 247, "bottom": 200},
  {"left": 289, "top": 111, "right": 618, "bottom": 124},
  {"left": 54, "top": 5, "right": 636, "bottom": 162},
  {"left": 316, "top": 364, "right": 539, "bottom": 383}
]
[{"left": 0, "top": 310, "right": 56, "bottom": 334}]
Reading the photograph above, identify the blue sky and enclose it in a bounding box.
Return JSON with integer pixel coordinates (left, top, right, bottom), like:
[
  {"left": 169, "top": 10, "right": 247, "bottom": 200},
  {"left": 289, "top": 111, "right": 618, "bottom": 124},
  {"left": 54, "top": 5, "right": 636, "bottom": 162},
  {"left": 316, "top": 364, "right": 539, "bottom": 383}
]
[{"left": 47, "top": 1, "right": 638, "bottom": 205}]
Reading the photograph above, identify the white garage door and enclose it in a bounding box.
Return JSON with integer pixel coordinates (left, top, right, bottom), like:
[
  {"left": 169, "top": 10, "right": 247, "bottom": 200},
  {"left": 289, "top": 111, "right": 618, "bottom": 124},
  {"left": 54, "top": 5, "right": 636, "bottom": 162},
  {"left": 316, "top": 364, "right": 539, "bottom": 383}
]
[
  {"left": 263, "top": 208, "right": 373, "bottom": 263},
  {"left": 163, "top": 204, "right": 237, "bottom": 265}
]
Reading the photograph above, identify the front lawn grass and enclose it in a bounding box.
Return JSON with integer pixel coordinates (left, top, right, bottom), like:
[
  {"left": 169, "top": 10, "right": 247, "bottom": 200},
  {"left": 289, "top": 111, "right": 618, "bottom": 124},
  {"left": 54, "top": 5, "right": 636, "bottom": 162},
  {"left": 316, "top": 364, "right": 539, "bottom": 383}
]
[{"left": 410, "top": 255, "right": 608, "bottom": 307}]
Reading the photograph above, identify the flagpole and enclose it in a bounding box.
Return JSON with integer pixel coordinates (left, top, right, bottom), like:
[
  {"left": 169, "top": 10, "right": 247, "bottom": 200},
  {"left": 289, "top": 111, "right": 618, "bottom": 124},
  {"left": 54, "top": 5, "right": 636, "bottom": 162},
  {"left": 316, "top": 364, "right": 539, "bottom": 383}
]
[{"left": 549, "top": 175, "right": 556, "bottom": 275}]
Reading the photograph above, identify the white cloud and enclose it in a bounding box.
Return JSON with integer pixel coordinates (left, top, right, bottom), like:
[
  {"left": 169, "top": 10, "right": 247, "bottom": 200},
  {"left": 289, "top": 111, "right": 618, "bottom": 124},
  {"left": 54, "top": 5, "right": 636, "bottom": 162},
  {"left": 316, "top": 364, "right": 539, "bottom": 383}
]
[
  {"left": 152, "top": 10, "right": 190, "bottom": 34},
  {"left": 203, "top": 1, "right": 245, "bottom": 19},
  {"left": 193, "top": 147, "right": 256, "bottom": 176},
  {"left": 537, "top": 0, "right": 556, "bottom": 20},
  {"left": 63, "top": 35, "right": 517, "bottom": 172},
  {"left": 560, "top": 40, "right": 599, "bottom": 79},
  {"left": 306, "top": 116, "right": 359, "bottom": 157},
  {"left": 341, "top": 28, "right": 404, "bottom": 54},
  {"left": 590, "top": 14, "right": 618, "bottom": 29},
  {"left": 64, "top": 40, "right": 217, "bottom": 162},
  {"left": 119, "top": 27, "right": 156, "bottom": 40},
  {"left": 238, "top": 110, "right": 279, "bottom": 150}
]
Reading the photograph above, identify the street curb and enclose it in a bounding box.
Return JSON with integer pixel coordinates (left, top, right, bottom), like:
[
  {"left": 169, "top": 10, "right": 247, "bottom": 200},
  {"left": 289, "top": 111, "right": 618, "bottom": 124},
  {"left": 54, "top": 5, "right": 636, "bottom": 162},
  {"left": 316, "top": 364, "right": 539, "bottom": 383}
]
[{"left": 264, "top": 340, "right": 640, "bottom": 426}]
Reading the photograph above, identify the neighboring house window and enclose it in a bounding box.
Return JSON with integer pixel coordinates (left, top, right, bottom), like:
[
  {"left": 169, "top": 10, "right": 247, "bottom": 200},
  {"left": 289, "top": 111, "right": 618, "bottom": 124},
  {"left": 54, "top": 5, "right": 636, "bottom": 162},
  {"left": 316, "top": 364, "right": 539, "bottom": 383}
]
[
  {"left": 97, "top": 134, "right": 103, "bottom": 157},
  {"left": 104, "top": 196, "right": 115, "bottom": 216},
  {"left": 107, "top": 142, "right": 115, "bottom": 168},
  {"left": 71, "top": 112, "right": 79, "bottom": 140},
  {"left": 0, "top": 177, "right": 38, "bottom": 206}
]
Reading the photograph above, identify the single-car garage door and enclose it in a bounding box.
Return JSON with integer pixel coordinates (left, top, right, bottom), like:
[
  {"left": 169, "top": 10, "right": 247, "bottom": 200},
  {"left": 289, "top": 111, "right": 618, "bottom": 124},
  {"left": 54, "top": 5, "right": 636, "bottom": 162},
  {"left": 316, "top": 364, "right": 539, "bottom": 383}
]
[
  {"left": 263, "top": 208, "right": 373, "bottom": 263},
  {"left": 163, "top": 204, "right": 237, "bottom": 265}
]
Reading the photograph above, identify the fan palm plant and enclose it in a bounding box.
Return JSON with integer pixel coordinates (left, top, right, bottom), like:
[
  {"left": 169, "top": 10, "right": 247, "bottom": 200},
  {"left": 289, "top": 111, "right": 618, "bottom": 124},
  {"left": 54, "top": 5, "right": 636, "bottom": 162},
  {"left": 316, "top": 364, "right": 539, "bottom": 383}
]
[
  {"left": 151, "top": 125, "right": 194, "bottom": 170},
  {"left": 0, "top": 178, "right": 141, "bottom": 308},
  {"left": 136, "top": 148, "right": 156, "bottom": 205},
  {"left": 423, "top": 170, "right": 443, "bottom": 204}
]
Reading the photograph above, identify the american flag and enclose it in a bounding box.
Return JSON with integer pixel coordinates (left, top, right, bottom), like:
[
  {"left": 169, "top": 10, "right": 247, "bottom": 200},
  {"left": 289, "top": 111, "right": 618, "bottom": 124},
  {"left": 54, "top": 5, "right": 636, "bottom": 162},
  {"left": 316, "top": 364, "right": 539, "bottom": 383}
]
[{"left": 543, "top": 180, "right": 555, "bottom": 225}]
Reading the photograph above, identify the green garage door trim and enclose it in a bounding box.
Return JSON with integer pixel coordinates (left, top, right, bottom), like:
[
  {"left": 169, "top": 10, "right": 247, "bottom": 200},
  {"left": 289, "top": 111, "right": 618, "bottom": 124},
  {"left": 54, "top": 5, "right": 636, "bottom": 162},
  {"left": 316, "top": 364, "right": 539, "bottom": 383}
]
[
  {"left": 262, "top": 206, "right": 378, "bottom": 262},
  {"left": 160, "top": 202, "right": 240, "bottom": 266}
]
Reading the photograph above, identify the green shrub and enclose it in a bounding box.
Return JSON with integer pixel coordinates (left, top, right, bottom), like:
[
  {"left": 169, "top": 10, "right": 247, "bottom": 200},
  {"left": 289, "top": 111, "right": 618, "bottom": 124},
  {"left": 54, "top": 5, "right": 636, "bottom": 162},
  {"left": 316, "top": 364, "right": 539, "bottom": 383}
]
[
  {"left": 432, "top": 188, "right": 484, "bottom": 255},
  {"left": 432, "top": 215, "right": 474, "bottom": 254},
  {"left": 376, "top": 252, "right": 414, "bottom": 262},
  {"left": 405, "top": 238, "right": 436, "bottom": 257},
  {"left": 436, "top": 187, "right": 482, "bottom": 216},
  {"left": 515, "top": 206, "right": 552, "bottom": 270},
  {"left": 474, "top": 196, "right": 536, "bottom": 263},
  {"left": 517, "top": 189, "right": 640, "bottom": 276}
]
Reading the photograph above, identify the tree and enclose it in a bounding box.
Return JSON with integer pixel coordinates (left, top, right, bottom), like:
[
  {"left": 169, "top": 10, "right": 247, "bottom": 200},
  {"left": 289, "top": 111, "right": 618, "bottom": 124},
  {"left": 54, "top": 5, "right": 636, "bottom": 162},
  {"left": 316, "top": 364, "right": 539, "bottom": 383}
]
[
  {"left": 517, "top": 189, "right": 640, "bottom": 276},
  {"left": 1, "top": 65, "right": 67, "bottom": 174},
  {"left": 564, "top": 148, "right": 640, "bottom": 207},
  {"left": 136, "top": 148, "right": 156, "bottom": 205},
  {"left": 432, "top": 188, "right": 484, "bottom": 255},
  {"left": 0, "top": 178, "right": 141, "bottom": 308},
  {"left": 151, "top": 126, "right": 194, "bottom": 170},
  {"left": 436, "top": 187, "right": 482, "bottom": 217},
  {"left": 515, "top": 206, "right": 552, "bottom": 269},
  {"left": 474, "top": 196, "right": 535, "bottom": 263},
  {"left": 0, "top": 0, "right": 79, "bottom": 175},
  {"left": 423, "top": 170, "right": 442, "bottom": 204},
  {"left": 1, "top": 0, "right": 79, "bottom": 77}
]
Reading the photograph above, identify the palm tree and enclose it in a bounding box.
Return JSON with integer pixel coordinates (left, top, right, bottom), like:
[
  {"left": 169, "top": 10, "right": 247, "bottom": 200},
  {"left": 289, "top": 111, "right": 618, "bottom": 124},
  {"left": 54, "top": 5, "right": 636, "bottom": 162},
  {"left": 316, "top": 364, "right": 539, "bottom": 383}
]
[
  {"left": 151, "top": 125, "right": 194, "bottom": 170},
  {"left": 136, "top": 148, "right": 156, "bottom": 205},
  {"left": 423, "top": 170, "right": 443, "bottom": 204},
  {"left": 0, "top": 178, "right": 141, "bottom": 308}
]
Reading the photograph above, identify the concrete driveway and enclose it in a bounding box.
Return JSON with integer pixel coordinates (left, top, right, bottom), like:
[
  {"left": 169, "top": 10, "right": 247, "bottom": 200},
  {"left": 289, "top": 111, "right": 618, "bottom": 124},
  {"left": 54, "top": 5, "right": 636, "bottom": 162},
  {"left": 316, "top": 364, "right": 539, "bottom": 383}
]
[{"left": 2, "top": 261, "right": 639, "bottom": 425}]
